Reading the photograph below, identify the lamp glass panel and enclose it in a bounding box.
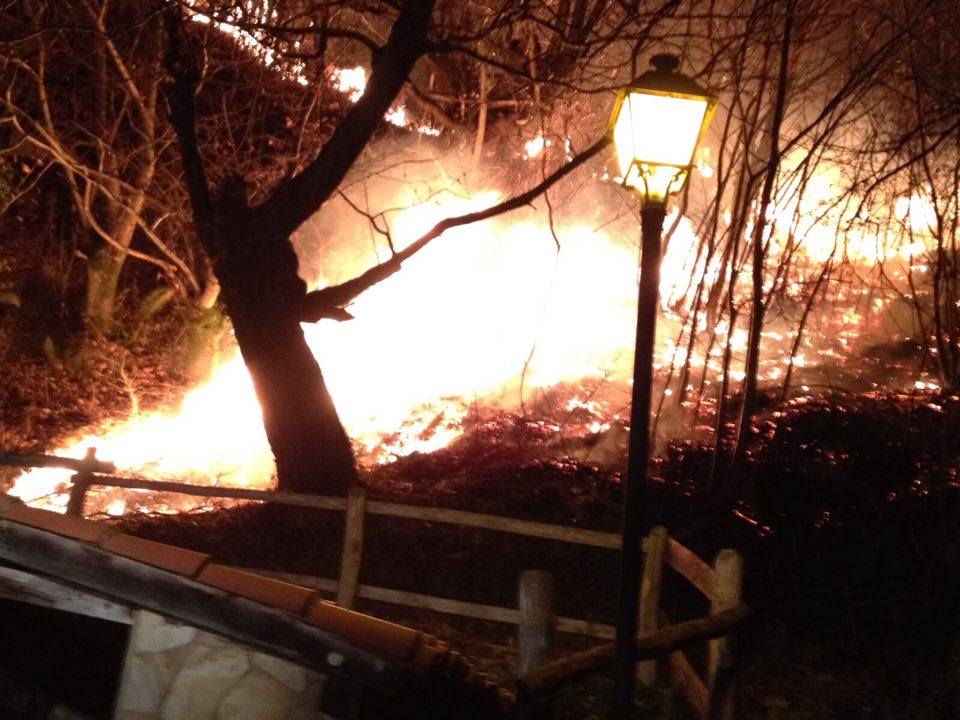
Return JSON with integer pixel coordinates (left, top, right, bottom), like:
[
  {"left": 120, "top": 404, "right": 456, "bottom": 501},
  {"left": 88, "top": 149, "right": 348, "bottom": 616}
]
[{"left": 613, "top": 91, "right": 708, "bottom": 177}]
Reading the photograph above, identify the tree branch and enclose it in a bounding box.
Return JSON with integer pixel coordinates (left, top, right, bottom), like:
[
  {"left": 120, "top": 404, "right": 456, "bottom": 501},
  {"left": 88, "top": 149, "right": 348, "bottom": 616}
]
[
  {"left": 299, "top": 134, "right": 610, "bottom": 322},
  {"left": 163, "top": 7, "right": 215, "bottom": 249},
  {"left": 260, "top": 0, "right": 437, "bottom": 238},
  {"left": 394, "top": 134, "right": 610, "bottom": 264}
]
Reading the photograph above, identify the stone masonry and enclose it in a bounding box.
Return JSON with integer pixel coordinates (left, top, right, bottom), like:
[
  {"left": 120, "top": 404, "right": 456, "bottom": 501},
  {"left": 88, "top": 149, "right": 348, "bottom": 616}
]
[{"left": 114, "top": 610, "right": 329, "bottom": 720}]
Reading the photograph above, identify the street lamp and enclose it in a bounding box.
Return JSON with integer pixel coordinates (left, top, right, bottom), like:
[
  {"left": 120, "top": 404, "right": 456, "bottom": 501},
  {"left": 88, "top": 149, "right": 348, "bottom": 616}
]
[{"left": 610, "top": 54, "right": 715, "bottom": 720}]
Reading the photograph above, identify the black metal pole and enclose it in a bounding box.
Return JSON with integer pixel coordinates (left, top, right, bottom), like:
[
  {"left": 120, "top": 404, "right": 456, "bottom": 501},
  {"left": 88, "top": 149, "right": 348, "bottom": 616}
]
[{"left": 612, "top": 200, "right": 666, "bottom": 720}]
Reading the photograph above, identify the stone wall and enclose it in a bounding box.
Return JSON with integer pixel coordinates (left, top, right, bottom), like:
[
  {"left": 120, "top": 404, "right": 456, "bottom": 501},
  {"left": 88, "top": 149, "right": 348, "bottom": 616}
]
[{"left": 114, "top": 610, "right": 328, "bottom": 720}]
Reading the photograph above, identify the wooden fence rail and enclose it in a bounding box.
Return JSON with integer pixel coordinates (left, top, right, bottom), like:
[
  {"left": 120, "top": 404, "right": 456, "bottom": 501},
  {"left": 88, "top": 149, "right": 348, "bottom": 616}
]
[
  {"left": 2, "top": 450, "right": 745, "bottom": 718},
  {"left": 64, "top": 469, "right": 622, "bottom": 547}
]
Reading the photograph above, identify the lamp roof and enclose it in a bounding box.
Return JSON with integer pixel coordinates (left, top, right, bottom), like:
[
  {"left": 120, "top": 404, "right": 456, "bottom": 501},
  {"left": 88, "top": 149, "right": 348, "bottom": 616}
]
[{"left": 628, "top": 54, "right": 714, "bottom": 101}]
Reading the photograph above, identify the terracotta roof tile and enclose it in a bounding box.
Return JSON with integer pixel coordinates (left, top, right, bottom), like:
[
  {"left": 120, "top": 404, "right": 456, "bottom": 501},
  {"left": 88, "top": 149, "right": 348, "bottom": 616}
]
[
  {"left": 100, "top": 533, "right": 209, "bottom": 576},
  {"left": 197, "top": 564, "right": 315, "bottom": 615},
  {"left": 0, "top": 502, "right": 109, "bottom": 544},
  {"left": 408, "top": 638, "right": 445, "bottom": 670},
  {"left": 305, "top": 600, "right": 420, "bottom": 661}
]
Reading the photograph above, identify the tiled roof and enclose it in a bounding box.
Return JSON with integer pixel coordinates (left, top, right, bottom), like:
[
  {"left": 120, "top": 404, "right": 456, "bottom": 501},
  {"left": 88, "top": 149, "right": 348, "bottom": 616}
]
[{"left": 0, "top": 492, "right": 513, "bottom": 710}]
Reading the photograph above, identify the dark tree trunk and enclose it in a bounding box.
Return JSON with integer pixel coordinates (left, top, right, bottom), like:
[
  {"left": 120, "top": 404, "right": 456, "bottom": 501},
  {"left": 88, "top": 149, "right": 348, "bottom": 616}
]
[
  {"left": 731, "top": 4, "right": 794, "bottom": 478},
  {"left": 232, "top": 311, "right": 357, "bottom": 494},
  {"left": 215, "top": 210, "right": 357, "bottom": 494}
]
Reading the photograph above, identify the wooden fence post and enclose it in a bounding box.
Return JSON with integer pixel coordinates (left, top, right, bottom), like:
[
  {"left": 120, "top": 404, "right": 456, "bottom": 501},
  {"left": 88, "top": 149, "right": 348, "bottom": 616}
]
[
  {"left": 65, "top": 447, "right": 98, "bottom": 517},
  {"left": 637, "top": 526, "right": 668, "bottom": 684},
  {"left": 707, "top": 549, "right": 743, "bottom": 689},
  {"left": 518, "top": 570, "right": 555, "bottom": 676},
  {"left": 337, "top": 488, "right": 367, "bottom": 609},
  {"left": 518, "top": 570, "right": 555, "bottom": 720}
]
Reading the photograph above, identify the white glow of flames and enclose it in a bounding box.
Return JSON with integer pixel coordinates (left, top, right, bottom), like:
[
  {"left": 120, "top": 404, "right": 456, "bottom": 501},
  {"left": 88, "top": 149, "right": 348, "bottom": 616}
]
[
  {"left": 13, "top": 4, "right": 953, "bottom": 520},
  {"left": 12, "top": 358, "right": 274, "bottom": 508},
  {"left": 331, "top": 66, "right": 441, "bottom": 136},
  {"left": 331, "top": 66, "right": 367, "bottom": 102},
  {"left": 523, "top": 135, "right": 548, "bottom": 159}
]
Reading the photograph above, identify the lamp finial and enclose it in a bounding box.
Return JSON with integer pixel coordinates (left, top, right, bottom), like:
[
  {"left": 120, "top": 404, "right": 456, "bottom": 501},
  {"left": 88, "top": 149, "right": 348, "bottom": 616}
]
[{"left": 650, "top": 54, "right": 680, "bottom": 73}]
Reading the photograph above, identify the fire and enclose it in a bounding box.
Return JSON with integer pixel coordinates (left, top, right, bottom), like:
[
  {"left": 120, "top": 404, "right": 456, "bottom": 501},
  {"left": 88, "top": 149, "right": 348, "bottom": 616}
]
[
  {"left": 523, "top": 135, "right": 549, "bottom": 159},
  {"left": 331, "top": 66, "right": 440, "bottom": 135},
  {"left": 10, "top": 148, "right": 951, "bottom": 513},
  {"left": 13, "top": 182, "right": 714, "bottom": 511},
  {"left": 12, "top": 357, "right": 274, "bottom": 509},
  {"left": 331, "top": 66, "right": 367, "bottom": 102}
]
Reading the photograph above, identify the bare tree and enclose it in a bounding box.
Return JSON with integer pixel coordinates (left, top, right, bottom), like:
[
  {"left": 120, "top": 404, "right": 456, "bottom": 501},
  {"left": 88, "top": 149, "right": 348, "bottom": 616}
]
[
  {"left": 1, "top": 1, "right": 199, "bottom": 330},
  {"left": 863, "top": 0, "right": 960, "bottom": 389}
]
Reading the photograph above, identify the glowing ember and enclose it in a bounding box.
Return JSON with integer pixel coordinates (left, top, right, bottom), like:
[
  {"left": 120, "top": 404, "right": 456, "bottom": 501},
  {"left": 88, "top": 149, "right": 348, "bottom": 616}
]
[
  {"left": 523, "top": 135, "right": 548, "bottom": 159},
  {"left": 331, "top": 66, "right": 367, "bottom": 102}
]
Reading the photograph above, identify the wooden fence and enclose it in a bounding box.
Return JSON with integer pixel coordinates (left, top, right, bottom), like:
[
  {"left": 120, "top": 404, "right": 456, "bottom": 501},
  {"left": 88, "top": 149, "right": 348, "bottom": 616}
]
[{"left": 1, "top": 449, "right": 745, "bottom": 718}]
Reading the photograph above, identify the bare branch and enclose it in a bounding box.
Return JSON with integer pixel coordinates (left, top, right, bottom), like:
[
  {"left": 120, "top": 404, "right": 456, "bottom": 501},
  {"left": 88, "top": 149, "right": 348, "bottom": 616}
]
[
  {"left": 299, "top": 134, "right": 610, "bottom": 321},
  {"left": 260, "top": 0, "right": 437, "bottom": 238}
]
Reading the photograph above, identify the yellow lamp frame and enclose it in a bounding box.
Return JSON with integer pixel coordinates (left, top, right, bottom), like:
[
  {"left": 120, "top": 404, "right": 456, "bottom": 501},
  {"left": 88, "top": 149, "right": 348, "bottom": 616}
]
[{"left": 608, "top": 55, "right": 717, "bottom": 202}]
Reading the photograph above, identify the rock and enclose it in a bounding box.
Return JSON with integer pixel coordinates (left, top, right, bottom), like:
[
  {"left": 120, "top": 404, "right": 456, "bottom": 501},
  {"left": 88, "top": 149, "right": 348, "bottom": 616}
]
[
  {"left": 216, "top": 671, "right": 291, "bottom": 720},
  {"left": 284, "top": 677, "right": 331, "bottom": 720},
  {"left": 160, "top": 643, "right": 250, "bottom": 720},
  {"left": 131, "top": 610, "right": 198, "bottom": 653},
  {"left": 251, "top": 652, "right": 308, "bottom": 692},
  {"left": 115, "top": 651, "right": 180, "bottom": 716}
]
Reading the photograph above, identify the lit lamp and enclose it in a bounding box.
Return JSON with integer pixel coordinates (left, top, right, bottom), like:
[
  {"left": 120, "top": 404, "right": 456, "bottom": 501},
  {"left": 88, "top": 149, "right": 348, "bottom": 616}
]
[
  {"left": 610, "top": 54, "right": 715, "bottom": 203},
  {"left": 610, "top": 54, "right": 715, "bottom": 720}
]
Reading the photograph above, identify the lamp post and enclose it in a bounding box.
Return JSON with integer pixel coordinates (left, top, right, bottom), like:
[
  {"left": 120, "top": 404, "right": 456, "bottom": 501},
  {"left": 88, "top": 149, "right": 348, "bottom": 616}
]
[{"left": 609, "top": 54, "right": 715, "bottom": 720}]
